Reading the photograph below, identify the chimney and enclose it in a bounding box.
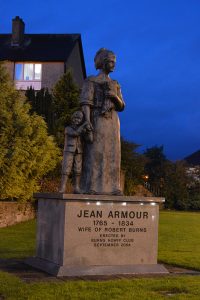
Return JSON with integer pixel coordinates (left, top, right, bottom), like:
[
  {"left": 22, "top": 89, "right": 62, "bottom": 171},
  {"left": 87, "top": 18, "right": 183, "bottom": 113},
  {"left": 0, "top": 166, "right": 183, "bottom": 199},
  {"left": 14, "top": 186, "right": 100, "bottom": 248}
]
[{"left": 11, "top": 16, "right": 25, "bottom": 46}]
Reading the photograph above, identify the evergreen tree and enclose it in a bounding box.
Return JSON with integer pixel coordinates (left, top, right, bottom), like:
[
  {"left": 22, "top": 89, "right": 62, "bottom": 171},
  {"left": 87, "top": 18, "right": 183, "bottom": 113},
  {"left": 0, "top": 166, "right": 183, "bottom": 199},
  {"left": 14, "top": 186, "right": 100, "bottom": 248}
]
[
  {"left": 163, "top": 160, "right": 189, "bottom": 210},
  {"left": 25, "top": 70, "right": 80, "bottom": 147},
  {"left": 144, "top": 145, "right": 166, "bottom": 194},
  {"left": 0, "top": 63, "right": 61, "bottom": 202},
  {"left": 25, "top": 87, "right": 54, "bottom": 134},
  {"left": 25, "top": 86, "right": 36, "bottom": 113},
  {"left": 144, "top": 146, "right": 191, "bottom": 209},
  {"left": 189, "top": 189, "right": 200, "bottom": 210},
  {"left": 52, "top": 70, "right": 80, "bottom": 146},
  {"left": 43, "top": 88, "right": 55, "bottom": 134},
  {"left": 121, "top": 138, "right": 146, "bottom": 195}
]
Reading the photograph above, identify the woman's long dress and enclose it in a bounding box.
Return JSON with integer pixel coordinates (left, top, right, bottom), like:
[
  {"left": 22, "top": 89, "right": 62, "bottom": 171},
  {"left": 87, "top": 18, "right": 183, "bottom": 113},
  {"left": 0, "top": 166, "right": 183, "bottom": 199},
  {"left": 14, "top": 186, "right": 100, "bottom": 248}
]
[{"left": 80, "top": 74, "right": 125, "bottom": 195}]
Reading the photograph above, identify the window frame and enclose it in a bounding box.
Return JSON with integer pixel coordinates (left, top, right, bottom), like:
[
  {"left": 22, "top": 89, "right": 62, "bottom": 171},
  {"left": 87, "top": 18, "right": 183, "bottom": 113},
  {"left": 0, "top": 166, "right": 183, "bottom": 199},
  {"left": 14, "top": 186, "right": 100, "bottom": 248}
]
[{"left": 14, "top": 62, "right": 42, "bottom": 81}]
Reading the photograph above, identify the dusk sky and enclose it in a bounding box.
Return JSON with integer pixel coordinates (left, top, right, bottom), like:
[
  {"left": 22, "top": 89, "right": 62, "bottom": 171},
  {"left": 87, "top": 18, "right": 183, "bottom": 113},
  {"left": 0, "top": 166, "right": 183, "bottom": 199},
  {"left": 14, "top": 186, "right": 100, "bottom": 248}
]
[{"left": 1, "top": 0, "right": 200, "bottom": 160}]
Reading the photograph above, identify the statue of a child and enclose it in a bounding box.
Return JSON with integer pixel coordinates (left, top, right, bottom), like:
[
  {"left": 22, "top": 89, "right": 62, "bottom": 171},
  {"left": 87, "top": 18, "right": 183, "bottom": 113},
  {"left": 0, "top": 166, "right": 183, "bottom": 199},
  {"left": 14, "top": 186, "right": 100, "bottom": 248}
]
[{"left": 59, "top": 111, "right": 92, "bottom": 193}]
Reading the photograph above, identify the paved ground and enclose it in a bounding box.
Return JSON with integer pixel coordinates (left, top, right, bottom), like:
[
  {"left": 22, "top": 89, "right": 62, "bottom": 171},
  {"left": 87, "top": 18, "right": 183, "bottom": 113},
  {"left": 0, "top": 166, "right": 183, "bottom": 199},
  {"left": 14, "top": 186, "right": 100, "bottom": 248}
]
[{"left": 1, "top": 259, "right": 200, "bottom": 283}]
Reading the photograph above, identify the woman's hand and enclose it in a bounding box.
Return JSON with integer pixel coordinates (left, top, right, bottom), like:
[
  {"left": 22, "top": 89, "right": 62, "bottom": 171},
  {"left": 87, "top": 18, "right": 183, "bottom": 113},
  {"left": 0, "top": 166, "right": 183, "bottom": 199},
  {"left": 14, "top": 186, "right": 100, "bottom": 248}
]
[
  {"left": 82, "top": 105, "right": 93, "bottom": 130},
  {"left": 85, "top": 121, "right": 93, "bottom": 131},
  {"left": 105, "top": 91, "right": 125, "bottom": 111}
]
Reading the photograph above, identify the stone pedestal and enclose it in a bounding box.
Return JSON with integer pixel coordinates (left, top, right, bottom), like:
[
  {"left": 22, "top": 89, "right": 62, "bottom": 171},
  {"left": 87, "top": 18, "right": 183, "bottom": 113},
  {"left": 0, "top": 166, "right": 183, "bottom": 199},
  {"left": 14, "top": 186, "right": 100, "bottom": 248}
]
[{"left": 26, "top": 193, "right": 168, "bottom": 276}]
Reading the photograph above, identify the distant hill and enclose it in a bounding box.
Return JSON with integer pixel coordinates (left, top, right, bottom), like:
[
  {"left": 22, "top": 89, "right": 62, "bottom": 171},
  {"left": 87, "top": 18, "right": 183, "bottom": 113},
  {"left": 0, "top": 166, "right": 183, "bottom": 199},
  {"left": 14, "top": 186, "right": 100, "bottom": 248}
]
[{"left": 184, "top": 150, "right": 200, "bottom": 166}]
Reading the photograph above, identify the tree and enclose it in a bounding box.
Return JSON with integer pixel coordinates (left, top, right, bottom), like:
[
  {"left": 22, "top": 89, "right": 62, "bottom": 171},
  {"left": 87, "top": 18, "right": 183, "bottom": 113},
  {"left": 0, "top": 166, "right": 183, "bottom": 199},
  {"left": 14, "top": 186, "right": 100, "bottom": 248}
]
[
  {"left": 25, "top": 70, "right": 80, "bottom": 147},
  {"left": 25, "top": 86, "right": 36, "bottom": 113},
  {"left": 52, "top": 70, "right": 80, "bottom": 146},
  {"left": 144, "top": 145, "right": 167, "bottom": 195},
  {"left": 121, "top": 138, "right": 146, "bottom": 195},
  {"left": 187, "top": 166, "right": 200, "bottom": 210},
  {"left": 0, "top": 63, "right": 61, "bottom": 202},
  {"left": 189, "top": 189, "right": 200, "bottom": 210},
  {"left": 144, "top": 146, "right": 191, "bottom": 209},
  {"left": 163, "top": 160, "right": 189, "bottom": 209},
  {"left": 25, "top": 87, "right": 55, "bottom": 134}
]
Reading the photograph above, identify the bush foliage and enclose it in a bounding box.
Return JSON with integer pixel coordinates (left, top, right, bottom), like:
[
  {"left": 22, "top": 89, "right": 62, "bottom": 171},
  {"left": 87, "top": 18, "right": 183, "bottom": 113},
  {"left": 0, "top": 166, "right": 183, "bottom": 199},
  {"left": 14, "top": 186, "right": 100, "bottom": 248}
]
[
  {"left": 26, "top": 70, "right": 80, "bottom": 148},
  {"left": 0, "top": 63, "right": 61, "bottom": 201},
  {"left": 25, "top": 87, "right": 55, "bottom": 134},
  {"left": 52, "top": 70, "right": 80, "bottom": 147}
]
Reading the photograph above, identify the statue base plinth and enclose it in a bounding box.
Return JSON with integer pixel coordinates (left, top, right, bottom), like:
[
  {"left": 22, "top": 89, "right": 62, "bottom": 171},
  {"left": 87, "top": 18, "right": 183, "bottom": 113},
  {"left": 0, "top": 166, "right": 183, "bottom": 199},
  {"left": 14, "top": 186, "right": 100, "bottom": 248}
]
[{"left": 26, "top": 193, "right": 168, "bottom": 276}]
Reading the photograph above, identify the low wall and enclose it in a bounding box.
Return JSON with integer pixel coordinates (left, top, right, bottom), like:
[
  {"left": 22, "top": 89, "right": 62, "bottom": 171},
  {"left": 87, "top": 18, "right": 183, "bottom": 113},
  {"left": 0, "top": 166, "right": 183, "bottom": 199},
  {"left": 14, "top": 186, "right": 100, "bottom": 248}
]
[{"left": 0, "top": 201, "right": 36, "bottom": 228}]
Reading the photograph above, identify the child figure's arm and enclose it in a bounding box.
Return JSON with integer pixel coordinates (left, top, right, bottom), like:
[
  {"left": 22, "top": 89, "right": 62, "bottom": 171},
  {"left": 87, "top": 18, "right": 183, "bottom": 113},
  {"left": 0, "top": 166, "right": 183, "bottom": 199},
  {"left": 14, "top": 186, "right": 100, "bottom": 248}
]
[
  {"left": 66, "top": 126, "right": 80, "bottom": 137},
  {"left": 76, "top": 122, "right": 90, "bottom": 135}
]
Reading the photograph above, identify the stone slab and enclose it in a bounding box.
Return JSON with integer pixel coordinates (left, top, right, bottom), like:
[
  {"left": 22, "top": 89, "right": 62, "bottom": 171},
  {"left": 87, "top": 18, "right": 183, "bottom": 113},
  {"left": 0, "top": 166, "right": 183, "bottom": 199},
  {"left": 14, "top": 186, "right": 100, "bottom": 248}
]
[
  {"left": 34, "top": 193, "right": 165, "bottom": 203},
  {"left": 26, "top": 257, "right": 168, "bottom": 277},
  {"left": 27, "top": 194, "right": 166, "bottom": 276},
  {"left": 36, "top": 198, "right": 159, "bottom": 266}
]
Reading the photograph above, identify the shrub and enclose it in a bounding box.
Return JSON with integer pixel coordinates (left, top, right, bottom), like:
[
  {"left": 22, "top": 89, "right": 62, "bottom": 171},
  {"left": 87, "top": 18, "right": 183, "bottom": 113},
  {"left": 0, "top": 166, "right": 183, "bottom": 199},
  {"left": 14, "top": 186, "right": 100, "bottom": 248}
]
[
  {"left": 52, "top": 70, "right": 80, "bottom": 147},
  {"left": 0, "top": 63, "right": 61, "bottom": 202}
]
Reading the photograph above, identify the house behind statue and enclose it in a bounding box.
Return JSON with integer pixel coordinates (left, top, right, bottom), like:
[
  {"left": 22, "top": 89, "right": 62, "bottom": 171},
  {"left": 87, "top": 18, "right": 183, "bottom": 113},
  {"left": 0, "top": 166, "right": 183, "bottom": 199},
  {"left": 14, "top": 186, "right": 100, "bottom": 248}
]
[{"left": 0, "top": 16, "right": 86, "bottom": 90}]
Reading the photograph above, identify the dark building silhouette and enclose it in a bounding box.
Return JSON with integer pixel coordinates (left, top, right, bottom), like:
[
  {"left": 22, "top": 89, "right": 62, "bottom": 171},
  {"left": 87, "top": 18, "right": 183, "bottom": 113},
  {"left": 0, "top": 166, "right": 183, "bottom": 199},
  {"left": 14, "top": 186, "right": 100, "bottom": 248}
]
[{"left": 184, "top": 150, "right": 200, "bottom": 166}]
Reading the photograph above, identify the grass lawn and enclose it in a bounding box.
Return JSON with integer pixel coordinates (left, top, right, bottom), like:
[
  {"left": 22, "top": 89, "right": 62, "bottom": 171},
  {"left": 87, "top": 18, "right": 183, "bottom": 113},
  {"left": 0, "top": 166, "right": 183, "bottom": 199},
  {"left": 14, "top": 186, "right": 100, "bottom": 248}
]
[
  {"left": 0, "top": 210, "right": 200, "bottom": 299},
  {"left": 1, "top": 271, "right": 200, "bottom": 300},
  {"left": 0, "top": 219, "right": 36, "bottom": 259},
  {"left": 158, "top": 210, "right": 200, "bottom": 270}
]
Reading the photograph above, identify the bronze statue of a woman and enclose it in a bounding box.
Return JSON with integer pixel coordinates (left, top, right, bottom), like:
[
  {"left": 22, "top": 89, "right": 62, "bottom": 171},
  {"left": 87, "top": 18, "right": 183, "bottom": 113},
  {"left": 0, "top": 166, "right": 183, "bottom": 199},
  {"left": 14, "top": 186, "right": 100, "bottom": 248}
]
[{"left": 80, "top": 48, "right": 125, "bottom": 195}]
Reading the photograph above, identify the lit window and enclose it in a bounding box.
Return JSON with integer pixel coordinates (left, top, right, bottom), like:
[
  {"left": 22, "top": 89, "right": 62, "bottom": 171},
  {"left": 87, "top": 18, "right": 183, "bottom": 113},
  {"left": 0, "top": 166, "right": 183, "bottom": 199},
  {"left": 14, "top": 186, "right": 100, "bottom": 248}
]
[
  {"left": 24, "top": 64, "right": 33, "bottom": 80},
  {"left": 34, "top": 64, "right": 42, "bottom": 80},
  {"left": 15, "top": 63, "right": 42, "bottom": 81},
  {"left": 15, "top": 64, "right": 23, "bottom": 80}
]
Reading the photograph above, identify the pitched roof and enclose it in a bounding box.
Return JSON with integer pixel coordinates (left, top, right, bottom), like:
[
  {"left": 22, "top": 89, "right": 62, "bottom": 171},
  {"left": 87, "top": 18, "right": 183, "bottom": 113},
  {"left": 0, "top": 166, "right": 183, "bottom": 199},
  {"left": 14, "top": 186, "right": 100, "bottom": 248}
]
[{"left": 0, "top": 34, "right": 81, "bottom": 62}]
